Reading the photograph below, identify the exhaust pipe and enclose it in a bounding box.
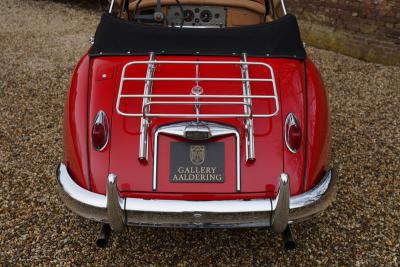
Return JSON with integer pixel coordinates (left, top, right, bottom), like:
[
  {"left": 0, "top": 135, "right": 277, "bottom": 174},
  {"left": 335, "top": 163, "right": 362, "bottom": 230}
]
[
  {"left": 282, "top": 226, "right": 297, "bottom": 250},
  {"left": 96, "top": 224, "right": 111, "bottom": 248}
]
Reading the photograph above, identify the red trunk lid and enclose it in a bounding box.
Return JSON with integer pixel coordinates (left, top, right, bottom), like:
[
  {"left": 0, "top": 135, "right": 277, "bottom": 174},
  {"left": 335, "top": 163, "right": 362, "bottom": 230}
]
[
  {"left": 88, "top": 55, "right": 306, "bottom": 199},
  {"left": 109, "top": 55, "right": 282, "bottom": 196}
]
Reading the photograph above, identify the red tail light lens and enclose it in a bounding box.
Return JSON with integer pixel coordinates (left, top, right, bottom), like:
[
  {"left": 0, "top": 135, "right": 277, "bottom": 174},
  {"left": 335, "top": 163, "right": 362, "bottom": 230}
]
[
  {"left": 285, "top": 113, "right": 302, "bottom": 153},
  {"left": 92, "top": 110, "right": 109, "bottom": 151}
]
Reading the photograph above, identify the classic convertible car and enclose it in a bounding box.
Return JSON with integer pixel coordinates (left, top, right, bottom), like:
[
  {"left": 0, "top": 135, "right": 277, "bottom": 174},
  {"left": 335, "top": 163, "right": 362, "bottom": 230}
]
[{"left": 56, "top": 0, "right": 336, "bottom": 249}]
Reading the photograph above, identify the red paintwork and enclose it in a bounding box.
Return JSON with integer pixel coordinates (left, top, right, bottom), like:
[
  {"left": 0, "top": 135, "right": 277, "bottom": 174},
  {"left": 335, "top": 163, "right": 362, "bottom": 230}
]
[
  {"left": 87, "top": 58, "right": 116, "bottom": 193},
  {"left": 279, "top": 60, "right": 307, "bottom": 196},
  {"left": 63, "top": 53, "right": 90, "bottom": 189},
  {"left": 304, "top": 59, "right": 331, "bottom": 191},
  {"left": 64, "top": 53, "right": 331, "bottom": 200}
]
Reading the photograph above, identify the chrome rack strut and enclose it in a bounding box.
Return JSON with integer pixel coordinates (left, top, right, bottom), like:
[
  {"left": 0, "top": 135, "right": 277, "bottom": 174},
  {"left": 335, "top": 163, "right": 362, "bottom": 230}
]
[
  {"left": 280, "top": 0, "right": 287, "bottom": 15},
  {"left": 193, "top": 63, "right": 201, "bottom": 122},
  {"left": 241, "top": 53, "right": 255, "bottom": 162},
  {"left": 108, "top": 0, "right": 115, "bottom": 13},
  {"left": 139, "top": 52, "right": 156, "bottom": 161}
]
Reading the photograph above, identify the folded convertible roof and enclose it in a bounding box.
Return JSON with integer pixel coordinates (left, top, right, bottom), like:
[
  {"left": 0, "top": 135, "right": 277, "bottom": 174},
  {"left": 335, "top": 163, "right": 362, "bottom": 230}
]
[{"left": 90, "top": 13, "right": 306, "bottom": 59}]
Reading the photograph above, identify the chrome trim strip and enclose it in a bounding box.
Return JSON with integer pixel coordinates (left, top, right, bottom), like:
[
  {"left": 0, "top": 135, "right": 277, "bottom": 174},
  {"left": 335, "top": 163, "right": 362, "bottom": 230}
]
[
  {"left": 271, "top": 173, "right": 289, "bottom": 233},
  {"left": 56, "top": 164, "right": 336, "bottom": 228},
  {"left": 152, "top": 129, "right": 160, "bottom": 191},
  {"left": 234, "top": 131, "right": 241, "bottom": 192},
  {"left": 152, "top": 122, "right": 241, "bottom": 192},
  {"left": 125, "top": 197, "right": 272, "bottom": 213}
]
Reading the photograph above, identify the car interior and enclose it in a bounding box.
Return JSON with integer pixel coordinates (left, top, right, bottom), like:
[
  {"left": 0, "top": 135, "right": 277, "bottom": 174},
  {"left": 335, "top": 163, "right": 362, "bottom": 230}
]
[{"left": 112, "top": 0, "right": 286, "bottom": 27}]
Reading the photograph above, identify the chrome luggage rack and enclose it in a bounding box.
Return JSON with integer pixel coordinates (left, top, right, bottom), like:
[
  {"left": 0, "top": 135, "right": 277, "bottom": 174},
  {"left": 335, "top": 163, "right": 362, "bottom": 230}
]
[{"left": 116, "top": 53, "right": 280, "bottom": 162}]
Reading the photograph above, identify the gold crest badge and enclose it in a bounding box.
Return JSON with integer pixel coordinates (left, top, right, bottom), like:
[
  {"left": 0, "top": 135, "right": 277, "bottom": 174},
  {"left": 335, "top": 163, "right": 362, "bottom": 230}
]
[{"left": 190, "top": 145, "right": 205, "bottom": 165}]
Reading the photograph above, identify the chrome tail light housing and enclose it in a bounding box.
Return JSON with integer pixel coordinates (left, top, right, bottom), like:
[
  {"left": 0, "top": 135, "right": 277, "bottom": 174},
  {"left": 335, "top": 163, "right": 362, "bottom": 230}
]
[
  {"left": 92, "top": 110, "right": 110, "bottom": 151},
  {"left": 285, "top": 113, "right": 302, "bottom": 153}
]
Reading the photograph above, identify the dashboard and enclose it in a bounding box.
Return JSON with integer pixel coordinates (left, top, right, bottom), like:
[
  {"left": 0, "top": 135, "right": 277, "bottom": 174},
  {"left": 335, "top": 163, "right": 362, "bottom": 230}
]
[
  {"left": 134, "top": 2, "right": 266, "bottom": 28},
  {"left": 167, "top": 5, "right": 227, "bottom": 28}
]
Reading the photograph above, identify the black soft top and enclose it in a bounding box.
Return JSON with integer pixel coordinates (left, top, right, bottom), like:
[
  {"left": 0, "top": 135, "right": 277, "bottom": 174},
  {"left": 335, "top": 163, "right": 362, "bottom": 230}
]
[{"left": 90, "top": 13, "right": 306, "bottom": 59}]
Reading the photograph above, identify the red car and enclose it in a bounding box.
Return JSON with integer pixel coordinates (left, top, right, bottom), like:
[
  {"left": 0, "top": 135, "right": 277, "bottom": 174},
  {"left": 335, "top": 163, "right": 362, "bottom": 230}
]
[{"left": 57, "top": 0, "right": 336, "bottom": 249}]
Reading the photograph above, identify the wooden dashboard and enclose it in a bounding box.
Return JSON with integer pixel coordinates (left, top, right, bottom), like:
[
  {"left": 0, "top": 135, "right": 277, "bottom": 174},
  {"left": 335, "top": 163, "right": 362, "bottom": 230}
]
[{"left": 113, "top": 0, "right": 281, "bottom": 27}]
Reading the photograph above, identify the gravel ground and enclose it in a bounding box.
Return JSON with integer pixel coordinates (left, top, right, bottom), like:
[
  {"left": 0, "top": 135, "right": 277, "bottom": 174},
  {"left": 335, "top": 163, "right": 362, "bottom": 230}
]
[{"left": 0, "top": 0, "right": 399, "bottom": 265}]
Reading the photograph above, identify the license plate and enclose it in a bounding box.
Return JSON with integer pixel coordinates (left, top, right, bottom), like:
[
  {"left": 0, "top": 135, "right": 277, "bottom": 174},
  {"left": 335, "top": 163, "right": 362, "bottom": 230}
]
[{"left": 169, "top": 142, "right": 225, "bottom": 183}]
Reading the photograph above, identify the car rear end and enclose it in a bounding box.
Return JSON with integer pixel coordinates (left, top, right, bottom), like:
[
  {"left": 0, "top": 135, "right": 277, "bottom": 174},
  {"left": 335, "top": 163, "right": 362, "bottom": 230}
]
[{"left": 57, "top": 12, "right": 336, "bottom": 233}]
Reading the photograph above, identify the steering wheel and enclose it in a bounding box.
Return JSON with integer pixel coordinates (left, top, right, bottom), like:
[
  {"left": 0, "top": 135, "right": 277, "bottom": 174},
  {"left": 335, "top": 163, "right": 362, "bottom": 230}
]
[{"left": 131, "top": 0, "right": 185, "bottom": 26}]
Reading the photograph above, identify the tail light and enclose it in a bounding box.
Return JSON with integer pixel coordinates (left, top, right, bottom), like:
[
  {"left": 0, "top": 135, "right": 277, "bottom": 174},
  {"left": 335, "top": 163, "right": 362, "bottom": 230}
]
[
  {"left": 285, "top": 113, "right": 302, "bottom": 153},
  {"left": 92, "top": 110, "right": 110, "bottom": 151}
]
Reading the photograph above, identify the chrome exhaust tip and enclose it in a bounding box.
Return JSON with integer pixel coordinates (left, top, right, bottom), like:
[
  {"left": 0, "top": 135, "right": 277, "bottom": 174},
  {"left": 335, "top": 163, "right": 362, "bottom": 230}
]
[
  {"left": 96, "top": 224, "right": 111, "bottom": 248},
  {"left": 282, "top": 226, "right": 297, "bottom": 250}
]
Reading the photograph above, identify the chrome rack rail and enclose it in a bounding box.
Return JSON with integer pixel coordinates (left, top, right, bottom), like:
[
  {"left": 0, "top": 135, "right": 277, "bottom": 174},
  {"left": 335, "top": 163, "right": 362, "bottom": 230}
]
[{"left": 116, "top": 54, "right": 280, "bottom": 162}]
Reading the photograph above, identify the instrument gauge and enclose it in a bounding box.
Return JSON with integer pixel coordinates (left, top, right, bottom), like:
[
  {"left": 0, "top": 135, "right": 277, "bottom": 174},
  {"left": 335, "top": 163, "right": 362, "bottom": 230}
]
[
  {"left": 200, "top": 10, "right": 212, "bottom": 23},
  {"left": 184, "top": 10, "right": 195, "bottom": 22}
]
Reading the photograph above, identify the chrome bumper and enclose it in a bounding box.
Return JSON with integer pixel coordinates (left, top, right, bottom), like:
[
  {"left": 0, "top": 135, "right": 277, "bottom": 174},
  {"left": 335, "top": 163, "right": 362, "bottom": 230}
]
[{"left": 56, "top": 164, "right": 336, "bottom": 231}]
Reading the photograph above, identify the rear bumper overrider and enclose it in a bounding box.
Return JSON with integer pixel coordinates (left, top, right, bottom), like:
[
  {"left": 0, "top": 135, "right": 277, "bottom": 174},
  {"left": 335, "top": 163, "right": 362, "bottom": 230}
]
[{"left": 56, "top": 163, "right": 337, "bottom": 231}]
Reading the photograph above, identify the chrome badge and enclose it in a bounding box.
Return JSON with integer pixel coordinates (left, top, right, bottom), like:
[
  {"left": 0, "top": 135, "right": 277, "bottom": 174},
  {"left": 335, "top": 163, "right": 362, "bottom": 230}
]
[
  {"left": 190, "top": 145, "right": 205, "bottom": 165},
  {"left": 191, "top": 85, "right": 204, "bottom": 96}
]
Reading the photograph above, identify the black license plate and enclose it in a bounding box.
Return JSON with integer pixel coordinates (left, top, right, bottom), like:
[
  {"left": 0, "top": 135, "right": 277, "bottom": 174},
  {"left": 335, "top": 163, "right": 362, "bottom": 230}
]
[{"left": 169, "top": 142, "right": 225, "bottom": 183}]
